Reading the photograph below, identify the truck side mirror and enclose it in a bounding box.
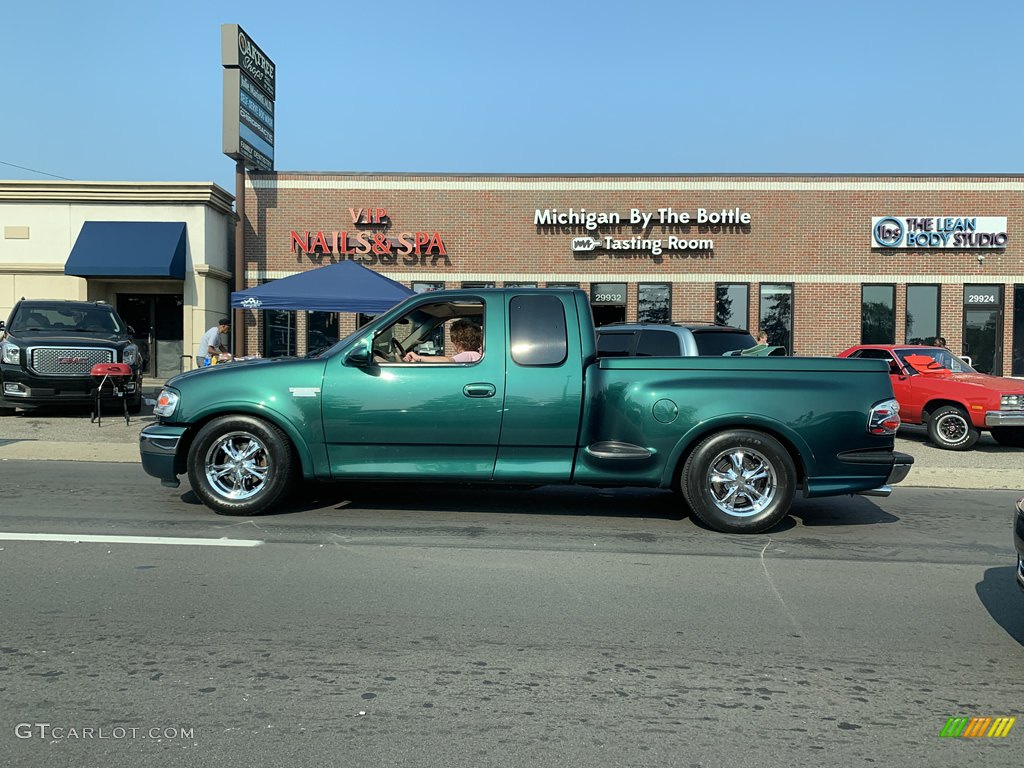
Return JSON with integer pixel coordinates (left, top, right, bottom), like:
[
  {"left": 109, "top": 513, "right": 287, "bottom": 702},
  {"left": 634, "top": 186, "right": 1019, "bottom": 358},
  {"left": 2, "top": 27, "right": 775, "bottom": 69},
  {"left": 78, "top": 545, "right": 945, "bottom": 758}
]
[
  {"left": 344, "top": 338, "right": 372, "bottom": 367},
  {"left": 0, "top": 320, "right": 5, "bottom": 332}
]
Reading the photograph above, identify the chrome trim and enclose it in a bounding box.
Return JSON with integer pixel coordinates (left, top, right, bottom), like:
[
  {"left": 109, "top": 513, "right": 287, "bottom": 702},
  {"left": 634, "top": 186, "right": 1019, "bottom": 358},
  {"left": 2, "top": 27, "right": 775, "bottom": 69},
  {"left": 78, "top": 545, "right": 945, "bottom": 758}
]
[
  {"left": 858, "top": 485, "right": 892, "bottom": 498},
  {"left": 28, "top": 345, "right": 114, "bottom": 376},
  {"left": 585, "top": 441, "right": 652, "bottom": 459},
  {"left": 985, "top": 411, "right": 1024, "bottom": 427}
]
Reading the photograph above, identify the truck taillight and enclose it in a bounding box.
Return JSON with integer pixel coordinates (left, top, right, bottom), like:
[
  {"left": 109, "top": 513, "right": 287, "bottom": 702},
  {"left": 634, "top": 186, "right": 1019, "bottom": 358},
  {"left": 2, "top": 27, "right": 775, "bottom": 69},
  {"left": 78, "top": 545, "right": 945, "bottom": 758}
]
[{"left": 868, "top": 398, "right": 901, "bottom": 435}]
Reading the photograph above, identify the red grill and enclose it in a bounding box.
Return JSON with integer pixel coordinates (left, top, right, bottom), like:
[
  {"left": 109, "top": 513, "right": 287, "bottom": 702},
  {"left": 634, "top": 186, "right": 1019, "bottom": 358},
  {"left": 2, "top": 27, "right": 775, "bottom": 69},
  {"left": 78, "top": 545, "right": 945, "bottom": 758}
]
[{"left": 90, "top": 362, "right": 135, "bottom": 426}]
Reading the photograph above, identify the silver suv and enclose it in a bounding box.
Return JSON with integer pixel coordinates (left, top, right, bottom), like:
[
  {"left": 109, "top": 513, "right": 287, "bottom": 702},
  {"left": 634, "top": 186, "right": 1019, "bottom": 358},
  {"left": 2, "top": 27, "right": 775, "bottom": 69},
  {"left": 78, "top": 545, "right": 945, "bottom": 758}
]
[{"left": 596, "top": 322, "right": 781, "bottom": 357}]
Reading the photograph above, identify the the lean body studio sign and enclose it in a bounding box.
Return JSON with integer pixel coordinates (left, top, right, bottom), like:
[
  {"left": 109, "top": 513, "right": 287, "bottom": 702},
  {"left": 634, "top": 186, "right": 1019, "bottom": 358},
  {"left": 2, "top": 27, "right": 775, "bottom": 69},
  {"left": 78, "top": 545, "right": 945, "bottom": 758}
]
[{"left": 872, "top": 216, "right": 1008, "bottom": 249}]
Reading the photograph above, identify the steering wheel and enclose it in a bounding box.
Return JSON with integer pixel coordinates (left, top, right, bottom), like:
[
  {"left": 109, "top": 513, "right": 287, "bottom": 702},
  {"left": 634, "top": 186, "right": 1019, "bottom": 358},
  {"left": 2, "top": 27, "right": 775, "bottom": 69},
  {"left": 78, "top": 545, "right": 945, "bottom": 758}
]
[{"left": 390, "top": 337, "right": 406, "bottom": 357}]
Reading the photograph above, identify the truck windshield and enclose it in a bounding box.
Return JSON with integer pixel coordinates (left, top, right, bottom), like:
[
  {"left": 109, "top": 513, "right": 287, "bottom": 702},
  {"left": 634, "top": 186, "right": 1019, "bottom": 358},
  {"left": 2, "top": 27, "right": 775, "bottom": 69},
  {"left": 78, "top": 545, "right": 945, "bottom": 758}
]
[
  {"left": 9, "top": 304, "right": 123, "bottom": 334},
  {"left": 895, "top": 347, "right": 977, "bottom": 374}
]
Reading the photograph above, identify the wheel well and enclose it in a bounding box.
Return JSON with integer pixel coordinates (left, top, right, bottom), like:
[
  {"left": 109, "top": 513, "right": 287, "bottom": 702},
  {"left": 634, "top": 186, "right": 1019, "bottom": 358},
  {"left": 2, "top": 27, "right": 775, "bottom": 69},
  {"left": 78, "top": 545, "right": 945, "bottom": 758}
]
[
  {"left": 173, "top": 412, "right": 303, "bottom": 477},
  {"left": 921, "top": 399, "right": 968, "bottom": 421},
  {"left": 670, "top": 425, "right": 807, "bottom": 490}
]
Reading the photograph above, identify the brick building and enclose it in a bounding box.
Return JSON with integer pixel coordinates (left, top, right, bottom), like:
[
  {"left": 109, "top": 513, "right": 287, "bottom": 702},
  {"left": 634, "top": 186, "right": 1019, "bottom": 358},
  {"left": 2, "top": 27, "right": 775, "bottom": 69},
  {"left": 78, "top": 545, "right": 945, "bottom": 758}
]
[{"left": 241, "top": 172, "right": 1024, "bottom": 376}]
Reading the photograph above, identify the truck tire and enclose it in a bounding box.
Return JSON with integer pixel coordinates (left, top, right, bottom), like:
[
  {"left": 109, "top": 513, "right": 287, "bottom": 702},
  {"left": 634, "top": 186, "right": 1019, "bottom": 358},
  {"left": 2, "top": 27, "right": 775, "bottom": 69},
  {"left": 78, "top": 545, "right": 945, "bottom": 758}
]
[
  {"left": 186, "top": 415, "right": 296, "bottom": 516},
  {"left": 926, "top": 405, "right": 979, "bottom": 451},
  {"left": 682, "top": 429, "right": 796, "bottom": 534},
  {"left": 990, "top": 426, "right": 1024, "bottom": 448}
]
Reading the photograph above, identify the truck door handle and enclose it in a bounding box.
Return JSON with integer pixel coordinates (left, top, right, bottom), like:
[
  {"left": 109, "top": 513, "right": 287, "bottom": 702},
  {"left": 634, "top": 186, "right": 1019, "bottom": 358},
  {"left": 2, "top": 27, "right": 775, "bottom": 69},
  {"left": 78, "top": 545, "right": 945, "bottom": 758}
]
[{"left": 463, "top": 383, "right": 496, "bottom": 398}]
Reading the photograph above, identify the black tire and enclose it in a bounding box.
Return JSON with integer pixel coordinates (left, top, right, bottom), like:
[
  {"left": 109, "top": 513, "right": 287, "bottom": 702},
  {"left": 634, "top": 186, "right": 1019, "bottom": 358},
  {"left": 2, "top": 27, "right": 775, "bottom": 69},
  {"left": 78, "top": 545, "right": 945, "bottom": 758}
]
[
  {"left": 990, "top": 426, "right": 1024, "bottom": 448},
  {"left": 186, "top": 415, "right": 296, "bottom": 516},
  {"left": 681, "top": 429, "right": 796, "bottom": 534},
  {"left": 127, "top": 392, "right": 143, "bottom": 415},
  {"left": 0, "top": 406, "right": 15, "bottom": 417},
  {"left": 926, "top": 405, "right": 979, "bottom": 451}
]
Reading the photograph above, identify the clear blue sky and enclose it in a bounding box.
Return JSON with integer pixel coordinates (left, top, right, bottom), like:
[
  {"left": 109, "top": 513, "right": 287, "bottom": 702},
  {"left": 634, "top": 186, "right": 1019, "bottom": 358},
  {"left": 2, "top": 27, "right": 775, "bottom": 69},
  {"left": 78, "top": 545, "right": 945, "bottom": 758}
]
[{"left": 3, "top": 0, "right": 1021, "bottom": 192}]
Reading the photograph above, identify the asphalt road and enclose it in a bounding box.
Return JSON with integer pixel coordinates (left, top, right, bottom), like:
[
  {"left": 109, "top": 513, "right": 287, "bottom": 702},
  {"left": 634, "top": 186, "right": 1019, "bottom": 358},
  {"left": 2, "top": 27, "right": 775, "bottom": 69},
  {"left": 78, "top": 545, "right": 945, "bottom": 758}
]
[{"left": 0, "top": 461, "right": 1021, "bottom": 767}]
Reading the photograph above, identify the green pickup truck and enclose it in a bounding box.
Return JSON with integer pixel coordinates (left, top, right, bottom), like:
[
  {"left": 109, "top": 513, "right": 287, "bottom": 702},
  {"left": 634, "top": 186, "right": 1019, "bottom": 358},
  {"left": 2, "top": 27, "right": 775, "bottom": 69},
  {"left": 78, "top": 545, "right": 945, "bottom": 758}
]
[{"left": 140, "top": 288, "right": 912, "bottom": 533}]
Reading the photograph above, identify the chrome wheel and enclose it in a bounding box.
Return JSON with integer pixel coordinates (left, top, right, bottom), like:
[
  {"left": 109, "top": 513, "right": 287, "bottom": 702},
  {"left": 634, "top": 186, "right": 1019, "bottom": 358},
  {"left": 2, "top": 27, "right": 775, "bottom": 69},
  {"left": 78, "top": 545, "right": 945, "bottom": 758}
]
[
  {"left": 204, "top": 431, "right": 270, "bottom": 501},
  {"left": 706, "top": 447, "right": 778, "bottom": 518}
]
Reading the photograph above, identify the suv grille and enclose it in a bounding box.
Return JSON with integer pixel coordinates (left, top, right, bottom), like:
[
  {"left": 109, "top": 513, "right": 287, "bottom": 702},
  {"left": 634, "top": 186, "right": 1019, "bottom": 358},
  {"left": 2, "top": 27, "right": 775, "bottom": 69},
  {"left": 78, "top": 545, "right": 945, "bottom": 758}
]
[{"left": 31, "top": 347, "right": 114, "bottom": 376}]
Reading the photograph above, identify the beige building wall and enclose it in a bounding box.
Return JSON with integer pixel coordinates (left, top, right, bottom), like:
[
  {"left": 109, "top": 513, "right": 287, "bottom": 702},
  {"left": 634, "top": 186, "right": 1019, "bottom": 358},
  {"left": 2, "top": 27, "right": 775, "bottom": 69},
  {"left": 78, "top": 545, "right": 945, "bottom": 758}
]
[{"left": 0, "top": 182, "right": 234, "bottom": 373}]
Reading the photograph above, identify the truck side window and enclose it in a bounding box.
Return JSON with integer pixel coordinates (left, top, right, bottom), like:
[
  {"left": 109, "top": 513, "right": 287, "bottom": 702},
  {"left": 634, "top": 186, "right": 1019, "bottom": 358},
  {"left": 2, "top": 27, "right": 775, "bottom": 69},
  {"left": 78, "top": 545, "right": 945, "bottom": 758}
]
[{"left": 509, "top": 295, "right": 567, "bottom": 366}]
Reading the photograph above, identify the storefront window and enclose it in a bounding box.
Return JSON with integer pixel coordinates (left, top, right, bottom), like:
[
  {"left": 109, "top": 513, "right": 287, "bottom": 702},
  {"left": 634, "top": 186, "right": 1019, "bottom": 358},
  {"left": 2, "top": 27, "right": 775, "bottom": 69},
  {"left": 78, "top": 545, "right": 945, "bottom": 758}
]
[
  {"left": 715, "top": 283, "right": 749, "bottom": 329},
  {"left": 861, "top": 284, "right": 896, "bottom": 344},
  {"left": 546, "top": 282, "right": 579, "bottom": 288},
  {"left": 264, "top": 310, "right": 296, "bottom": 358},
  {"left": 637, "top": 283, "right": 671, "bottom": 324},
  {"left": 1013, "top": 285, "right": 1024, "bottom": 376},
  {"left": 307, "top": 311, "right": 339, "bottom": 356},
  {"left": 461, "top": 281, "right": 495, "bottom": 288},
  {"left": 963, "top": 285, "right": 1003, "bottom": 375},
  {"left": 504, "top": 281, "right": 538, "bottom": 288},
  {"left": 759, "top": 283, "right": 793, "bottom": 353},
  {"left": 905, "top": 285, "right": 940, "bottom": 344}
]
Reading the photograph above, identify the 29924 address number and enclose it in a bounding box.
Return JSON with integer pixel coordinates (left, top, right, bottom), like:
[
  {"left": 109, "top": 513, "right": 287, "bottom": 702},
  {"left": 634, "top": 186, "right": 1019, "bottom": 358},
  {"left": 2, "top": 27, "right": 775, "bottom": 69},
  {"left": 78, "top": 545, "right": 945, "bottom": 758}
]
[{"left": 967, "top": 294, "right": 997, "bottom": 303}]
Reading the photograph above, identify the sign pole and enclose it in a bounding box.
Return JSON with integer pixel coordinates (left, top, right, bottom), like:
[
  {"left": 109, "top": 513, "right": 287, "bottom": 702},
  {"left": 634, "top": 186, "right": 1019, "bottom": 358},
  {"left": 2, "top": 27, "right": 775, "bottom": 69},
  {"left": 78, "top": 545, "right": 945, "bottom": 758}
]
[{"left": 233, "top": 159, "right": 245, "bottom": 357}]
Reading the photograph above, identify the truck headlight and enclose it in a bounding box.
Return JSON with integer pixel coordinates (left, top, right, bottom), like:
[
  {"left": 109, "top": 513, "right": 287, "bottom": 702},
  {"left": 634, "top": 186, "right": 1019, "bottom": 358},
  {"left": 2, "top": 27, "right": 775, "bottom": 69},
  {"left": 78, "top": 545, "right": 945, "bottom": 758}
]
[
  {"left": 123, "top": 344, "right": 139, "bottom": 366},
  {"left": 1, "top": 341, "right": 19, "bottom": 364},
  {"left": 1001, "top": 394, "right": 1023, "bottom": 410},
  {"left": 153, "top": 389, "right": 179, "bottom": 417}
]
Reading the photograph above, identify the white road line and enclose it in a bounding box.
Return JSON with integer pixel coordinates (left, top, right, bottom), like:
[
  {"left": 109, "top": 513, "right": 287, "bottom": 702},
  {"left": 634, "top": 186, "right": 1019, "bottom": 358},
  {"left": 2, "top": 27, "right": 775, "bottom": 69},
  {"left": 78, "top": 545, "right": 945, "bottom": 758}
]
[{"left": 0, "top": 533, "right": 263, "bottom": 547}]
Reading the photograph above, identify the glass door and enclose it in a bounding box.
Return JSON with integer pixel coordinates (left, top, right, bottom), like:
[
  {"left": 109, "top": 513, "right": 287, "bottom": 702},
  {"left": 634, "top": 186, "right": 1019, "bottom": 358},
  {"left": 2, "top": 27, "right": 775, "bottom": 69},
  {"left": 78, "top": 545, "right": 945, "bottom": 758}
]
[
  {"left": 963, "top": 285, "right": 1003, "bottom": 375},
  {"left": 116, "top": 294, "right": 184, "bottom": 378}
]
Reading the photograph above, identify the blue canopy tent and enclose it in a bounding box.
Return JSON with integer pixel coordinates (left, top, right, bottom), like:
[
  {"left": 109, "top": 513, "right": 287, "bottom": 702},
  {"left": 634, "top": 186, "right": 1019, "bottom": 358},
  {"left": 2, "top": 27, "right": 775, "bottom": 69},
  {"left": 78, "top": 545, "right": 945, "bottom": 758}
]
[{"left": 230, "top": 260, "right": 414, "bottom": 312}]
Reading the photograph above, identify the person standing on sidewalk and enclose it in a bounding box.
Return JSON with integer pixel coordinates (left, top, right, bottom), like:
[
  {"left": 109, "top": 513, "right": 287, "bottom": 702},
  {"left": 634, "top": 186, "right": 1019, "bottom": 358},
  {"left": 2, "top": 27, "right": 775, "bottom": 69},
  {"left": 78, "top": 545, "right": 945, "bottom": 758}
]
[{"left": 198, "top": 318, "right": 231, "bottom": 367}]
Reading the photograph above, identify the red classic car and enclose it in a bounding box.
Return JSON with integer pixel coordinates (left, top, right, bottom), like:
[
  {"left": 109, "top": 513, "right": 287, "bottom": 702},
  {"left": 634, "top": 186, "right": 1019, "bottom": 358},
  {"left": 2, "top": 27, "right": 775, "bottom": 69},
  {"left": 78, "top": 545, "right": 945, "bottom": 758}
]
[{"left": 837, "top": 344, "right": 1024, "bottom": 450}]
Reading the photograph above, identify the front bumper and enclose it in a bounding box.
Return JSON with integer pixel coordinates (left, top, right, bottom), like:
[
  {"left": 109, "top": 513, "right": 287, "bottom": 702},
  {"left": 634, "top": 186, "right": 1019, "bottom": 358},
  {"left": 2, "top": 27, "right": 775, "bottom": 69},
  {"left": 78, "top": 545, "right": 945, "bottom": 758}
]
[
  {"left": 1, "top": 363, "right": 139, "bottom": 409},
  {"left": 985, "top": 411, "right": 1024, "bottom": 427},
  {"left": 1014, "top": 498, "right": 1024, "bottom": 592},
  {"left": 140, "top": 424, "right": 188, "bottom": 487}
]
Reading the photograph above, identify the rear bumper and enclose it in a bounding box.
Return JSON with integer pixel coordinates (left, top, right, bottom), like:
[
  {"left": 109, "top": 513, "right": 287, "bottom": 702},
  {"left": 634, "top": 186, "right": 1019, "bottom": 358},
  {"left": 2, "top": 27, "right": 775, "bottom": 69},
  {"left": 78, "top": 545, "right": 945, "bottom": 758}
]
[
  {"left": 816, "top": 449, "right": 914, "bottom": 498},
  {"left": 140, "top": 424, "right": 188, "bottom": 486}
]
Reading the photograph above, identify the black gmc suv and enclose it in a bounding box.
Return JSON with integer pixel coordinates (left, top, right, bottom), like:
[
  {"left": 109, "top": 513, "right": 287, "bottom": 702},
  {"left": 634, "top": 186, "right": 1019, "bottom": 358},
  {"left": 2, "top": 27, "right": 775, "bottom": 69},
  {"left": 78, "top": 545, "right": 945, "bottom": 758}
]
[{"left": 0, "top": 300, "right": 143, "bottom": 415}]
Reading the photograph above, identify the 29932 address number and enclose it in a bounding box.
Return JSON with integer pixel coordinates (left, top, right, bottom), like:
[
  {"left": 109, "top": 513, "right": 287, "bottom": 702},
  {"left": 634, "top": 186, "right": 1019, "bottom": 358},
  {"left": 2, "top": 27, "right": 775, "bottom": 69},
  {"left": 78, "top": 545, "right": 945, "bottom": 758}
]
[{"left": 594, "top": 293, "right": 624, "bottom": 302}]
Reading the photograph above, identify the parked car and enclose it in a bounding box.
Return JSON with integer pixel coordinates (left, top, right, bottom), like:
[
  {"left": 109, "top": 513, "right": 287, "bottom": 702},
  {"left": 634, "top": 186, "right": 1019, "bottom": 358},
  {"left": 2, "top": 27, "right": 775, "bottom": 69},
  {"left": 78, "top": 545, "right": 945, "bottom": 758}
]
[
  {"left": 596, "top": 322, "right": 786, "bottom": 357},
  {"left": 0, "top": 299, "right": 143, "bottom": 415},
  {"left": 141, "top": 288, "right": 911, "bottom": 534},
  {"left": 837, "top": 344, "right": 1024, "bottom": 450},
  {"left": 1015, "top": 498, "right": 1024, "bottom": 592}
]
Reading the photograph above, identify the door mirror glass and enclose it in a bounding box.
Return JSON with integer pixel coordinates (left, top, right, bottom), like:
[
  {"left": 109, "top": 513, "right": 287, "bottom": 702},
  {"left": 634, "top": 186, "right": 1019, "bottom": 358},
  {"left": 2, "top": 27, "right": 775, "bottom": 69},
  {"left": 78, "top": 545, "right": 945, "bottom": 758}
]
[{"left": 344, "top": 338, "right": 372, "bottom": 367}]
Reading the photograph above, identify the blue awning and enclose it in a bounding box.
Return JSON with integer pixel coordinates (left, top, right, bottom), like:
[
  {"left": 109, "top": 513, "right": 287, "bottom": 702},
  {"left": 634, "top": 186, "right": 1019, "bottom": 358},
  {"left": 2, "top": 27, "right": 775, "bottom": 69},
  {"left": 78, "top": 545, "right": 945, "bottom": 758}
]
[
  {"left": 231, "top": 260, "right": 415, "bottom": 313},
  {"left": 65, "top": 221, "right": 187, "bottom": 279}
]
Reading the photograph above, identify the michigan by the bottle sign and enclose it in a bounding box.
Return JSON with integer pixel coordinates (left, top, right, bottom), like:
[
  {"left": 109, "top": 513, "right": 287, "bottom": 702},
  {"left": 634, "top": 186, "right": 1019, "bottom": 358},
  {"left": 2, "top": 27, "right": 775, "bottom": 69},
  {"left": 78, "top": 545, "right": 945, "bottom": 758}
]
[{"left": 940, "top": 716, "right": 1015, "bottom": 738}]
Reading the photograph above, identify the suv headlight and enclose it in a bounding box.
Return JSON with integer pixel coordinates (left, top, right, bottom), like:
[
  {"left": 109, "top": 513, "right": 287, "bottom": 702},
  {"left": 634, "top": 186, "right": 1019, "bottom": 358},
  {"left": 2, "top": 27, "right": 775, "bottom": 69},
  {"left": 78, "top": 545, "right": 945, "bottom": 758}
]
[
  {"left": 123, "top": 344, "right": 139, "bottom": 366},
  {"left": 153, "top": 389, "right": 179, "bottom": 417},
  {"left": 1001, "top": 394, "right": 1023, "bottom": 410},
  {"left": 1, "top": 341, "right": 19, "bottom": 364}
]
